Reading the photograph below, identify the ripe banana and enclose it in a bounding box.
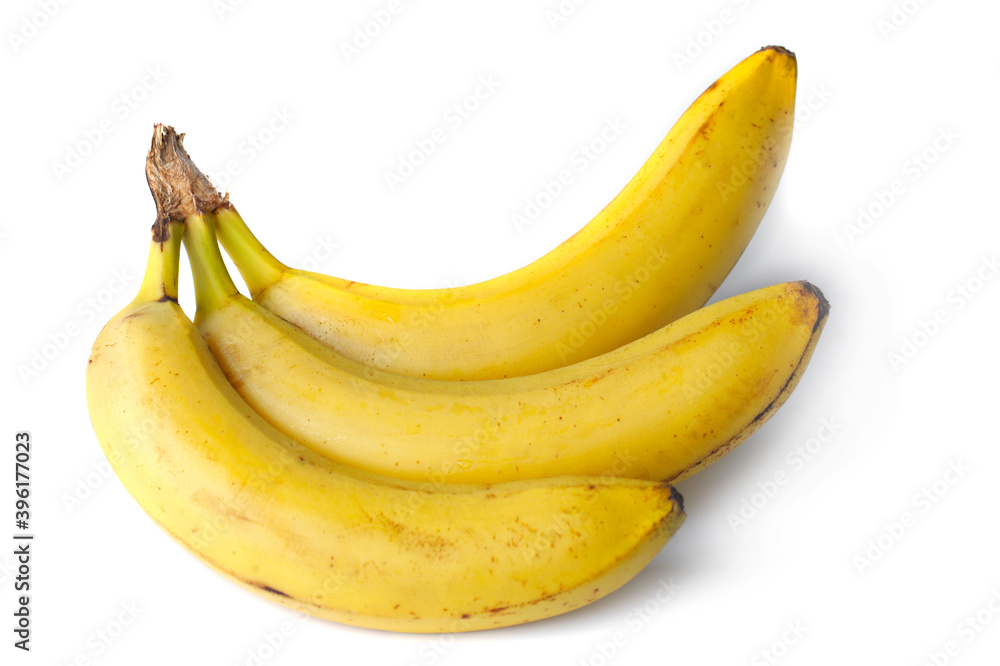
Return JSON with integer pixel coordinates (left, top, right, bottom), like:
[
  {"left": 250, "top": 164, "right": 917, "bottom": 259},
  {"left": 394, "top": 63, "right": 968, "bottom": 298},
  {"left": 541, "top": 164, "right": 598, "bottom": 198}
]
[
  {"left": 209, "top": 46, "right": 798, "bottom": 379},
  {"left": 86, "top": 215, "right": 685, "bottom": 632},
  {"left": 184, "top": 209, "right": 827, "bottom": 484}
]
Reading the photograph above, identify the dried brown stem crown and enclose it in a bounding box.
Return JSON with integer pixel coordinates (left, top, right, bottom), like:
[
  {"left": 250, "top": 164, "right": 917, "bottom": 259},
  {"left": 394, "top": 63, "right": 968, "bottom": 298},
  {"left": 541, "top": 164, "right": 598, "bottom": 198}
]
[{"left": 146, "top": 124, "right": 227, "bottom": 238}]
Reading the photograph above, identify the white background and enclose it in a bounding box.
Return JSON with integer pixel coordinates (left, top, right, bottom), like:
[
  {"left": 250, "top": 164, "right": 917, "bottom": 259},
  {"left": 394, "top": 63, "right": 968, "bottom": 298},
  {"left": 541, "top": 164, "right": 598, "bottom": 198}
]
[{"left": 2, "top": 0, "right": 999, "bottom": 664}]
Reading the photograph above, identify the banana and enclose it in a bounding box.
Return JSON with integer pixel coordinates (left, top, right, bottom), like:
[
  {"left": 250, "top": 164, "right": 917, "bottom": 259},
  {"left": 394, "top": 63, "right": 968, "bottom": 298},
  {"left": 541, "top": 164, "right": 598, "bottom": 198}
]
[
  {"left": 85, "top": 167, "right": 685, "bottom": 632},
  {"left": 184, "top": 208, "right": 827, "bottom": 485},
  {"left": 209, "top": 46, "right": 798, "bottom": 379}
]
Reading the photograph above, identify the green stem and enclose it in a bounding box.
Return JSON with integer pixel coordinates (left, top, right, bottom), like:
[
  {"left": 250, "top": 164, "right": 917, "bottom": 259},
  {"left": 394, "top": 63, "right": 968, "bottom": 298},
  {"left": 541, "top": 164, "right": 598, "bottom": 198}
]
[
  {"left": 135, "top": 220, "right": 183, "bottom": 304},
  {"left": 214, "top": 206, "right": 286, "bottom": 295},
  {"left": 183, "top": 213, "right": 240, "bottom": 318}
]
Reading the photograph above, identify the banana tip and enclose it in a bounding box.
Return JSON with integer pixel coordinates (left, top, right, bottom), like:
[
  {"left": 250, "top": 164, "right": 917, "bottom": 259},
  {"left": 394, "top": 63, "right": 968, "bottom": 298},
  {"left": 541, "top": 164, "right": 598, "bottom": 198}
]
[
  {"left": 799, "top": 281, "right": 829, "bottom": 319},
  {"left": 760, "top": 44, "right": 795, "bottom": 59},
  {"left": 792, "top": 281, "right": 830, "bottom": 336},
  {"left": 662, "top": 483, "right": 685, "bottom": 514}
]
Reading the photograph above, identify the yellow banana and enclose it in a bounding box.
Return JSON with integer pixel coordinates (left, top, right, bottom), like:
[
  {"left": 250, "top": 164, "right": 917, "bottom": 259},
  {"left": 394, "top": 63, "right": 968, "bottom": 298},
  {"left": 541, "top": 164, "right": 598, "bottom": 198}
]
[
  {"left": 210, "top": 46, "right": 798, "bottom": 379},
  {"left": 184, "top": 210, "right": 827, "bottom": 484},
  {"left": 86, "top": 214, "right": 685, "bottom": 632}
]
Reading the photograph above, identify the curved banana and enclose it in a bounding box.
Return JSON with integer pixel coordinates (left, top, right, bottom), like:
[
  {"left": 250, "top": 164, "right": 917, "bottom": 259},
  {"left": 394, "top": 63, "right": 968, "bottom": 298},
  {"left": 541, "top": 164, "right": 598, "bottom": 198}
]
[
  {"left": 185, "top": 210, "right": 828, "bottom": 484},
  {"left": 210, "top": 46, "right": 798, "bottom": 379},
  {"left": 86, "top": 216, "right": 685, "bottom": 633}
]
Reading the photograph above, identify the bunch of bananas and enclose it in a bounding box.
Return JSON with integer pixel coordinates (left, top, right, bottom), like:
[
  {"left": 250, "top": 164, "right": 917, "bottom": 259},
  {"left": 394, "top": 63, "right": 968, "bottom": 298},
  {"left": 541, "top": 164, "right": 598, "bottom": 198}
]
[{"left": 87, "top": 46, "right": 827, "bottom": 633}]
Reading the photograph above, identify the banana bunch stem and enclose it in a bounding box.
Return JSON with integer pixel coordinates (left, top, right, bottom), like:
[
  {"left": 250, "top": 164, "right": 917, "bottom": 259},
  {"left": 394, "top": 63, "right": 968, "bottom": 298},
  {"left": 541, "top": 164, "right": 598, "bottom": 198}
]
[
  {"left": 213, "top": 206, "right": 284, "bottom": 294},
  {"left": 135, "top": 220, "right": 183, "bottom": 305},
  {"left": 184, "top": 213, "right": 240, "bottom": 318}
]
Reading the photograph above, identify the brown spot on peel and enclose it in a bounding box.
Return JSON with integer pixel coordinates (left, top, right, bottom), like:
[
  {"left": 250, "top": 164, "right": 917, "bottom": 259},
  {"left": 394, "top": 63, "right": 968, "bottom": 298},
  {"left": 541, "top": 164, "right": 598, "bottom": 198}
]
[{"left": 256, "top": 584, "right": 292, "bottom": 599}]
